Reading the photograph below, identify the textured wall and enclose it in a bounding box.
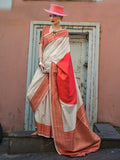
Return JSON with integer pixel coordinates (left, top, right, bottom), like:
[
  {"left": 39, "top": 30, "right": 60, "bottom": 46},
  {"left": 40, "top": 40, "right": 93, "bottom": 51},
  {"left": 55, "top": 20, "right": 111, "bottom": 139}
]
[{"left": 0, "top": 0, "right": 120, "bottom": 133}]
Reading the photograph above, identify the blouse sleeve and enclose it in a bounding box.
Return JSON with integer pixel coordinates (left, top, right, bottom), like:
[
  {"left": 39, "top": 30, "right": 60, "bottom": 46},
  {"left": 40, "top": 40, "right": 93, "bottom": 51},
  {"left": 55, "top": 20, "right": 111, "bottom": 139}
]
[{"left": 39, "top": 26, "right": 48, "bottom": 44}]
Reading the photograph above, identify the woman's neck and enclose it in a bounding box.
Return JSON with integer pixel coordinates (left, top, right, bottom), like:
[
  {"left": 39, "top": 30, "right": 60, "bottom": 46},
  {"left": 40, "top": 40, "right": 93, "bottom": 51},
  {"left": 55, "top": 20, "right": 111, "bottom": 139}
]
[{"left": 52, "top": 24, "right": 61, "bottom": 30}]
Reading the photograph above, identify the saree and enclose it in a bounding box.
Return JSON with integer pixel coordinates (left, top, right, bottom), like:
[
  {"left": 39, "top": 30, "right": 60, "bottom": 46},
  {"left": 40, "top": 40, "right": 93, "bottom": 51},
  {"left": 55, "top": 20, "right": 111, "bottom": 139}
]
[{"left": 27, "top": 26, "right": 101, "bottom": 157}]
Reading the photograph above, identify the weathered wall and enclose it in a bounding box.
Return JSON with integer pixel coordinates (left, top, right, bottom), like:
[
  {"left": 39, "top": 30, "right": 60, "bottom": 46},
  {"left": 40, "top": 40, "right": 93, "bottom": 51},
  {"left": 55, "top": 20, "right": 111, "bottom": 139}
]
[{"left": 0, "top": 0, "right": 120, "bottom": 133}]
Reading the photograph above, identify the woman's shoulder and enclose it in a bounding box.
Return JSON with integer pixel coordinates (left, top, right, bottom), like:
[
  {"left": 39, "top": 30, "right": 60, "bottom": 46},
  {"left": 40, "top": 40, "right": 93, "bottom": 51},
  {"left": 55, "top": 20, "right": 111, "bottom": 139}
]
[
  {"left": 61, "top": 28, "right": 69, "bottom": 37},
  {"left": 42, "top": 26, "right": 50, "bottom": 35},
  {"left": 42, "top": 25, "right": 50, "bottom": 31}
]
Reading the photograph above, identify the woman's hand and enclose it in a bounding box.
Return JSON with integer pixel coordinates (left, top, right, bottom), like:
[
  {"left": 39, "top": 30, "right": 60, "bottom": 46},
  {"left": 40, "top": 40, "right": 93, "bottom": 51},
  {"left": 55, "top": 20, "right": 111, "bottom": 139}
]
[{"left": 38, "top": 62, "right": 47, "bottom": 73}]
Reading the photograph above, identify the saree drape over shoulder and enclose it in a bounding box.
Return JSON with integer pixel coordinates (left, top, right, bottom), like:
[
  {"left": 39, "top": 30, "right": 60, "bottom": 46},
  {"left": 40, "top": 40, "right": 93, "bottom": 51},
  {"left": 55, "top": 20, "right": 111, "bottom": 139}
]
[{"left": 27, "top": 26, "right": 101, "bottom": 157}]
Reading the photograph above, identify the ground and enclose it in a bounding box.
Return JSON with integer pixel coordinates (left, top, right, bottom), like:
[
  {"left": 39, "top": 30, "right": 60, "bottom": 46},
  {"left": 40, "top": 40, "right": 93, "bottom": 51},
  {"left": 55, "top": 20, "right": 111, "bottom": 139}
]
[{"left": 0, "top": 149, "right": 120, "bottom": 160}]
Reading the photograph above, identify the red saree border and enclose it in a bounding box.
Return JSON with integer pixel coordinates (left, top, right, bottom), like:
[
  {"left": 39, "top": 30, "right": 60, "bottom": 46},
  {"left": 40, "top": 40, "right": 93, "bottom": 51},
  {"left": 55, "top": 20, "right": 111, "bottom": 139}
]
[
  {"left": 39, "top": 26, "right": 69, "bottom": 49},
  {"left": 35, "top": 120, "right": 53, "bottom": 137},
  {"left": 51, "top": 62, "right": 101, "bottom": 157},
  {"left": 30, "top": 74, "right": 49, "bottom": 113}
]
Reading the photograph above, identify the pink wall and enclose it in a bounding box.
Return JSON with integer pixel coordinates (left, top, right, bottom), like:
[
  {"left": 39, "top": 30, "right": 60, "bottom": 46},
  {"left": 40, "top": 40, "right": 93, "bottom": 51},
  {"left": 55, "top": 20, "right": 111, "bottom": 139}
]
[{"left": 0, "top": 0, "right": 120, "bottom": 133}]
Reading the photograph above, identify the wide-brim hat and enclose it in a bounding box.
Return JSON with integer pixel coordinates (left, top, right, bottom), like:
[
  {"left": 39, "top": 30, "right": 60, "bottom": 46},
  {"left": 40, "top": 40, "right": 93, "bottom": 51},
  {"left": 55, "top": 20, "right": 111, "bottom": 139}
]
[{"left": 44, "top": 4, "right": 68, "bottom": 17}]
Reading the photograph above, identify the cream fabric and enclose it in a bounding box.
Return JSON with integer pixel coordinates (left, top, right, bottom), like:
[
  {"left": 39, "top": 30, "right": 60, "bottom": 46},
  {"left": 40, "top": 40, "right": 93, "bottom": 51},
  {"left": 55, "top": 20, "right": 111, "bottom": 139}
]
[
  {"left": 60, "top": 77, "right": 83, "bottom": 132},
  {"left": 43, "top": 37, "right": 70, "bottom": 71},
  {"left": 35, "top": 90, "right": 52, "bottom": 126},
  {"left": 27, "top": 68, "right": 46, "bottom": 100}
]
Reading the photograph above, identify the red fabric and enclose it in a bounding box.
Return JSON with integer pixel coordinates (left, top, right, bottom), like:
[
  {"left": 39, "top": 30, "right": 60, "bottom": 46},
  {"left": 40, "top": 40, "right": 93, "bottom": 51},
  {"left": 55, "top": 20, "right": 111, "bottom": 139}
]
[{"left": 57, "top": 52, "right": 77, "bottom": 104}]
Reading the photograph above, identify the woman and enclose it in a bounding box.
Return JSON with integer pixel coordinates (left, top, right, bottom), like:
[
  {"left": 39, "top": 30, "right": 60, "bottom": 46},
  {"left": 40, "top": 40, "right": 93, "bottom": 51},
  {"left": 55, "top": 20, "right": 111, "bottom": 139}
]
[{"left": 27, "top": 4, "right": 101, "bottom": 157}]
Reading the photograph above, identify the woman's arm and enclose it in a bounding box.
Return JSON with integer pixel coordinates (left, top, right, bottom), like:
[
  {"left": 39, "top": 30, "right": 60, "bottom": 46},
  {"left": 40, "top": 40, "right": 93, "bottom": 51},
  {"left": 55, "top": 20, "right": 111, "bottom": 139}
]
[
  {"left": 39, "top": 43, "right": 43, "bottom": 63},
  {"left": 38, "top": 43, "right": 46, "bottom": 73}
]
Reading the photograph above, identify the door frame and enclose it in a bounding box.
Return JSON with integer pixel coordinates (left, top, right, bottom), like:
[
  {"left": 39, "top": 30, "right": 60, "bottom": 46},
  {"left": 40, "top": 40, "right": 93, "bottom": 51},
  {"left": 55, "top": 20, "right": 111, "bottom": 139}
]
[{"left": 25, "top": 21, "right": 100, "bottom": 130}]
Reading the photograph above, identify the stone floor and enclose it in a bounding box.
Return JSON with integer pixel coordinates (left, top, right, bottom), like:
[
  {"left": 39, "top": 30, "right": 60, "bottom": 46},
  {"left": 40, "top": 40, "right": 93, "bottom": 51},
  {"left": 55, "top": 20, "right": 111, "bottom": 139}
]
[{"left": 0, "top": 149, "right": 120, "bottom": 160}]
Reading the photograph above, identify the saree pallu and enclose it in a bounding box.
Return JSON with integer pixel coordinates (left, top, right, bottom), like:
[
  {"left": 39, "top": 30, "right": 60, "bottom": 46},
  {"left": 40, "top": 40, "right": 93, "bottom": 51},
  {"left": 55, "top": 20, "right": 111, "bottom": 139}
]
[{"left": 27, "top": 27, "right": 101, "bottom": 157}]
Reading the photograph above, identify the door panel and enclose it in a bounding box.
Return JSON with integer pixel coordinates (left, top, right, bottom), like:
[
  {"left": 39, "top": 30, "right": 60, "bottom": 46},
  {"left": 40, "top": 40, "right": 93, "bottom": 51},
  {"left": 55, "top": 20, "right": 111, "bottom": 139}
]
[{"left": 70, "top": 34, "right": 88, "bottom": 107}]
